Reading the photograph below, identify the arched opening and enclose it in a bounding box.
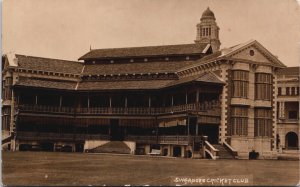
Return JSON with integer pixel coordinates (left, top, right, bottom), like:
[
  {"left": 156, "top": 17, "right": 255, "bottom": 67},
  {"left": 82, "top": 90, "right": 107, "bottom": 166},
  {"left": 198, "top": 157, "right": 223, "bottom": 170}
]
[{"left": 285, "top": 132, "right": 298, "bottom": 149}]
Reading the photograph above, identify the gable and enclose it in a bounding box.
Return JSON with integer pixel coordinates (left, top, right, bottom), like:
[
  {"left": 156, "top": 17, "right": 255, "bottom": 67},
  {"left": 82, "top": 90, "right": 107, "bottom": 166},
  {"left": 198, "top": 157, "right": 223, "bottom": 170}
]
[
  {"left": 230, "top": 46, "right": 271, "bottom": 64},
  {"left": 222, "top": 40, "right": 286, "bottom": 67}
]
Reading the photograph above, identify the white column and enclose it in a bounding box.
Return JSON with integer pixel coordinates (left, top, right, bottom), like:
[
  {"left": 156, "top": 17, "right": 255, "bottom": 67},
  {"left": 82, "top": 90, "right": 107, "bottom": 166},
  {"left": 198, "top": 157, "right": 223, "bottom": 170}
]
[
  {"left": 196, "top": 89, "right": 199, "bottom": 103},
  {"left": 59, "top": 96, "right": 62, "bottom": 107},
  {"left": 279, "top": 102, "right": 285, "bottom": 119},
  {"left": 185, "top": 92, "right": 188, "bottom": 104},
  {"left": 219, "top": 64, "right": 229, "bottom": 143}
]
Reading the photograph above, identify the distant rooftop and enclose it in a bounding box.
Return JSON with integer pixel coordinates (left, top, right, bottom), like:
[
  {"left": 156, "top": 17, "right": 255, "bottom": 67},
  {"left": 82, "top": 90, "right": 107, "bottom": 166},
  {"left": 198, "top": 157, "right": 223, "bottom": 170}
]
[
  {"left": 79, "top": 43, "right": 210, "bottom": 60},
  {"left": 277, "top": 66, "right": 299, "bottom": 76}
]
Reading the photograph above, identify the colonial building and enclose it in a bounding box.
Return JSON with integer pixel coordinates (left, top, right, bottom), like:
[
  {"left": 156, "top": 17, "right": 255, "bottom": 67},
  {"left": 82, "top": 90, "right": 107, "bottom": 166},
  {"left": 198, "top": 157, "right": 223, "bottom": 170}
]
[
  {"left": 276, "top": 67, "right": 299, "bottom": 152},
  {"left": 2, "top": 8, "right": 288, "bottom": 159}
]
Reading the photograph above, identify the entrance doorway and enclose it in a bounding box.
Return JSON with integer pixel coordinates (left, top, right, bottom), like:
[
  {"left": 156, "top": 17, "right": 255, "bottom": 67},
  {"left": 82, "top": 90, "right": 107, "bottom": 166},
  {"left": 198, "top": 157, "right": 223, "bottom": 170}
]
[
  {"left": 110, "top": 119, "right": 123, "bottom": 141},
  {"left": 173, "top": 146, "right": 182, "bottom": 157},
  {"left": 285, "top": 132, "right": 298, "bottom": 149},
  {"left": 75, "top": 143, "right": 84, "bottom": 152},
  {"left": 199, "top": 124, "right": 219, "bottom": 144}
]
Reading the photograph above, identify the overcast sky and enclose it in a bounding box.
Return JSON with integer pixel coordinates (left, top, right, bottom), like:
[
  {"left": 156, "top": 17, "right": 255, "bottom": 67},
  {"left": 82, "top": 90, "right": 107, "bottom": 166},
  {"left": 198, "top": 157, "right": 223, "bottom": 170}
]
[{"left": 2, "top": 0, "right": 300, "bottom": 66}]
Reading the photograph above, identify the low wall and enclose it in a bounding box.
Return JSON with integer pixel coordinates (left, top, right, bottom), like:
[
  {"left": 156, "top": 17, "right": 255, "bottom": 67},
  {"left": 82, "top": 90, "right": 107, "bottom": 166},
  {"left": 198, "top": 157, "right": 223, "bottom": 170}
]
[{"left": 84, "top": 140, "right": 109, "bottom": 150}]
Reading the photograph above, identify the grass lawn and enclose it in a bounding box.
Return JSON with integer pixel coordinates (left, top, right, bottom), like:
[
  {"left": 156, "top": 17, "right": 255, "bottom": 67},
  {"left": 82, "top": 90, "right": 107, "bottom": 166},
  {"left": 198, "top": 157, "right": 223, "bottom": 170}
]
[{"left": 2, "top": 151, "right": 299, "bottom": 186}]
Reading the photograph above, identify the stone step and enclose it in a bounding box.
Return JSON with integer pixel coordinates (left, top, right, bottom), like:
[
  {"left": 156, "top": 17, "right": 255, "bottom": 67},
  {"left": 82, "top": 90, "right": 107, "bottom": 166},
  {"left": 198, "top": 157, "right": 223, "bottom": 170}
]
[{"left": 212, "top": 144, "right": 235, "bottom": 159}]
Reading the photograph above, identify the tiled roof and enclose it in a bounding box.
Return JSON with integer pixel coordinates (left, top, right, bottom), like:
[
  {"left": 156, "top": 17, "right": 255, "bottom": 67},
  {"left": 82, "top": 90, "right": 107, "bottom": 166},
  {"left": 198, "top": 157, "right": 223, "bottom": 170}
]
[
  {"left": 15, "top": 77, "right": 77, "bottom": 90},
  {"left": 83, "top": 61, "right": 201, "bottom": 75},
  {"left": 15, "top": 71, "right": 223, "bottom": 91},
  {"left": 277, "top": 67, "right": 299, "bottom": 75},
  {"left": 77, "top": 80, "right": 173, "bottom": 90},
  {"left": 16, "top": 54, "right": 83, "bottom": 74},
  {"left": 166, "top": 72, "right": 224, "bottom": 87},
  {"left": 78, "top": 72, "right": 223, "bottom": 91},
  {"left": 79, "top": 43, "right": 209, "bottom": 60}
]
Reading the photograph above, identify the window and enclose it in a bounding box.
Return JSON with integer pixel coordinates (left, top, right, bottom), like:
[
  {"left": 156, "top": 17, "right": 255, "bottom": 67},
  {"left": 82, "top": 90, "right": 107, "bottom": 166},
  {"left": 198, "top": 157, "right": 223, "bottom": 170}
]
[
  {"left": 278, "top": 87, "right": 282, "bottom": 96},
  {"left": 255, "top": 73, "right": 272, "bottom": 100},
  {"left": 5, "top": 77, "right": 12, "bottom": 86},
  {"left": 5, "top": 86, "right": 11, "bottom": 100},
  {"left": 297, "top": 87, "right": 299, "bottom": 95},
  {"left": 254, "top": 108, "right": 272, "bottom": 137},
  {"left": 232, "top": 70, "right": 249, "bottom": 98},
  {"left": 291, "top": 87, "right": 295, "bottom": 95},
  {"left": 209, "top": 28, "right": 211, "bottom": 36},
  {"left": 231, "top": 107, "right": 248, "bottom": 136},
  {"left": 2, "top": 108, "right": 11, "bottom": 131},
  {"left": 288, "top": 111, "right": 298, "bottom": 120},
  {"left": 286, "top": 87, "right": 290, "bottom": 95},
  {"left": 249, "top": 50, "right": 255, "bottom": 56}
]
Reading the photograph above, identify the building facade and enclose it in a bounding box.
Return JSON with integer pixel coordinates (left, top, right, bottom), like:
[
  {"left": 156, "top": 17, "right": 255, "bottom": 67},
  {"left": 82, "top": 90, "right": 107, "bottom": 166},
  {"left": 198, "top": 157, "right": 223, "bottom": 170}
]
[
  {"left": 276, "top": 67, "right": 299, "bottom": 151},
  {"left": 2, "top": 8, "right": 289, "bottom": 159}
]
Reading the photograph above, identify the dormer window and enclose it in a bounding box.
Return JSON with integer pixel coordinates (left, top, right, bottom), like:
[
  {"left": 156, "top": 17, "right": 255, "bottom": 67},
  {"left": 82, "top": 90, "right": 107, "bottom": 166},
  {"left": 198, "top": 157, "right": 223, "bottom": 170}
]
[
  {"left": 186, "top": 56, "right": 190, "bottom": 60},
  {"left": 130, "top": 59, "right": 134, "bottom": 62},
  {"left": 144, "top": 58, "right": 148, "bottom": 62},
  {"left": 110, "top": 60, "right": 114, "bottom": 63},
  {"left": 165, "top": 57, "right": 169, "bottom": 61}
]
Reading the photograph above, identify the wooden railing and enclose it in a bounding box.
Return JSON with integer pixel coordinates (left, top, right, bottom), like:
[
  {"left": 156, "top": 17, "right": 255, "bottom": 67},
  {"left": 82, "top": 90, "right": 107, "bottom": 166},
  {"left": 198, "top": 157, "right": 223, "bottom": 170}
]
[
  {"left": 125, "top": 135, "right": 202, "bottom": 145},
  {"left": 18, "top": 101, "right": 221, "bottom": 116},
  {"left": 16, "top": 132, "right": 205, "bottom": 147},
  {"left": 19, "top": 105, "right": 75, "bottom": 114},
  {"left": 16, "top": 132, "right": 110, "bottom": 141}
]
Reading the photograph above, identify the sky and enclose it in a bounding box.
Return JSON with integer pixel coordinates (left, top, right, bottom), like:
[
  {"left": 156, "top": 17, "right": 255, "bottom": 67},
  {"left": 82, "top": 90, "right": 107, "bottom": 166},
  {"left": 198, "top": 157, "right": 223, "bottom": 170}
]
[{"left": 2, "top": 0, "right": 300, "bottom": 66}]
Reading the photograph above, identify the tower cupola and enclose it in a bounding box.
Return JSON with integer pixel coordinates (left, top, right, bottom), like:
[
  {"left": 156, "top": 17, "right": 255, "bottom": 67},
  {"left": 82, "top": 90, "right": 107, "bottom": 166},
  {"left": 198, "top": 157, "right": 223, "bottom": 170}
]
[{"left": 195, "top": 7, "right": 221, "bottom": 52}]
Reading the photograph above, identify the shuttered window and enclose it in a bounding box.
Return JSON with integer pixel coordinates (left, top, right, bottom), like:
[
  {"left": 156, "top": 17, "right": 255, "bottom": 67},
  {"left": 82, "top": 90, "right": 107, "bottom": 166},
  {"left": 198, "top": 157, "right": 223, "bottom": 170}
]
[
  {"left": 254, "top": 108, "right": 272, "bottom": 137},
  {"left": 232, "top": 70, "right": 249, "bottom": 98},
  {"left": 255, "top": 73, "right": 272, "bottom": 100},
  {"left": 231, "top": 107, "right": 248, "bottom": 136}
]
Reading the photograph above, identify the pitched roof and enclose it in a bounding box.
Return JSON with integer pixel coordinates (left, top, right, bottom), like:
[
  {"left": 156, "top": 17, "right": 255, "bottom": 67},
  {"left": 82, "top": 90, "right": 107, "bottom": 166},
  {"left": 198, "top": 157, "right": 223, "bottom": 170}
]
[
  {"left": 219, "top": 40, "right": 286, "bottom": 67},
  {"left": 15, "top": 72, "right": 223, "bottom": 91},
  {"left": 83, "top": 60, "right": 201, "bottom": 75},
  {"left": 77, "top": 80, "right": 173, "bottom": 91},
  {"left": 79, "top": 43, "right": 209, "bottom": 60},
  {"left": 277, "top": 66, "right": 299, "bottom": 75},
  {"left": 78, "top": 72, "right": 223, "bottom": 91},
  {"left": 178, "top": 40, "right": 286, "bottom": 73},
  {"left": 15, "top": 77, "right": 77, "bottom": 90},
  {"left": 166, "top": 72, "right": 225, "bottom": 87},
  {"left": 16, "top": 54, "right": 83, "bottom": 74}
]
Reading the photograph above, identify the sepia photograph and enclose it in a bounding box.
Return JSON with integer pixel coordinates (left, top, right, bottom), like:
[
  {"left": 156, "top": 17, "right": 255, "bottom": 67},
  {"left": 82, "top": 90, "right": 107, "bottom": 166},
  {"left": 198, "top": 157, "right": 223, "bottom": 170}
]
[{"left": 1, "top": 0, "right": 300, "bottom": 186}]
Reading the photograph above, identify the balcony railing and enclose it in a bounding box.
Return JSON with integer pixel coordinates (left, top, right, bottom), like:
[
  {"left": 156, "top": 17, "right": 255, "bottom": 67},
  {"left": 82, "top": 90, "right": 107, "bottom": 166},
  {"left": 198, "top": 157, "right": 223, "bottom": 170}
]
[
  {"left": 16, "top": 132, "right": 204, "bottom": 146},
  {"left": 125, "top": 135, "right": 203, "bottom": 145},
  {"left": 16, "top": 132, "right": 110, "bottom": 141},
  {"left": 18, "top": 101, "right": 221, "bottom": 116},
  {"left": 277, "top": 118, "right": 299, "bottom": 124}
]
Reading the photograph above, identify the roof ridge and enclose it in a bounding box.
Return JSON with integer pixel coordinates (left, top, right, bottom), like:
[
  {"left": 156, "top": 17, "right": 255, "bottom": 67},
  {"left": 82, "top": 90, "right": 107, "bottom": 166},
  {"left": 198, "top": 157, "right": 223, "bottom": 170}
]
[
  {"left": 89, "top": 43, "right": 197, "bottom": 51},
  {"left": 16, "top": 54, "right": 82, "bottom": 64}
]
